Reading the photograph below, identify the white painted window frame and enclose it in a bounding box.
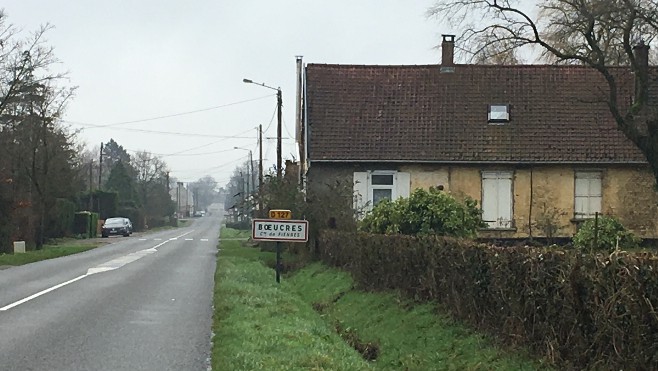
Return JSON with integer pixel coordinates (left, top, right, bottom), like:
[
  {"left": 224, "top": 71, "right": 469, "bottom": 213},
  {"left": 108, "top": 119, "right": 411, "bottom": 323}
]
[
  {"left": 353, "top": 171, "right": 410, "bottom": 215},
  {"left": 574, "top": 171, "right": 602, "bottom": 219},
  {"left": 481, "top": 171, "right": 514, "bottom": 229},
  {"left": 368, "top": 171, "right": 396, "bottom": 207}
]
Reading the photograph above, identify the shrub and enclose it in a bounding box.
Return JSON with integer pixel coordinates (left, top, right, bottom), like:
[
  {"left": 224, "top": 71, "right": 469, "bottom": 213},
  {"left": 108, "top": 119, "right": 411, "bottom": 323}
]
[
  {"left": 360, "top": 187, "right": 484, "bottom": 237},
  {"left": 573, "top": 215, "right": 641, "bottom": 251}
]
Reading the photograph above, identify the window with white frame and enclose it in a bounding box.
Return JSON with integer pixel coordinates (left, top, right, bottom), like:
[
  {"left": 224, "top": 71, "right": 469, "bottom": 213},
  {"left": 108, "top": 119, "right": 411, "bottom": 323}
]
[
  {"left": 353, "top": 171, "right": 410, "bottom": 214},
  {"left": 574, "top": 171, "right": 602, "bottom": 219},
  {"left": 481, "top": 171, "right": 513, "bottom": 228}
]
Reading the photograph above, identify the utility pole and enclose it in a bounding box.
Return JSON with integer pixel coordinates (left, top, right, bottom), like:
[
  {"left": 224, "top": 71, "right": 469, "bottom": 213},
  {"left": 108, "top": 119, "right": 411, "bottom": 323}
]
[
  {"left": 258, "top": 124, "right": 264, "bottom": 216},
  {"left": 98, "top": 142, "right": 104, "bottom": 190},
  {"left": 88, "top": 160, "right": 93, "bottom": 211},
  {"left": 186, "top": 184, "right": 189, "bottom": 217},
  {"left": 276, "top": 88, "right": 282, "bottom": 179},
  {"left": 177, "top": 182, "right": 183, "bottom": 218},
  {"left": 248, "top": 149, "right": 254, "bottom": 217},
  {"left": 248, "top": 150, "right": 254, "bottom": 193},
  {"left": 242, "top": 79, "right": 282, "bottom": 179}
]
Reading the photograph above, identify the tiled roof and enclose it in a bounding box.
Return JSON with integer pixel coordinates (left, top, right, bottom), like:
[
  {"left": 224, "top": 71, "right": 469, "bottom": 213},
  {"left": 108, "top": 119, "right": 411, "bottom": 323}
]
[{"left": 305, "top": 63, "right": 653, "bottom": 163}]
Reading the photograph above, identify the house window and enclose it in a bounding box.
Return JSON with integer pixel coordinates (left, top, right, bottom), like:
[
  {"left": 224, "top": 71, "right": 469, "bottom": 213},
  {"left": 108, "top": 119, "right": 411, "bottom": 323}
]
[
  {"left": 481, "top": 171, "right": 513, "bottom": 228},
  {"left": 488, "top": 104, "right": 510, "bottom": 123},
  {"left": 574, "top": 171, "right": 602, "bottom": 219},
  {"left": 353, "top": 171, "right": 410, "bottom": 214},
  {"left": 371, "top": 174, "right": 394, "bottom": 205}
]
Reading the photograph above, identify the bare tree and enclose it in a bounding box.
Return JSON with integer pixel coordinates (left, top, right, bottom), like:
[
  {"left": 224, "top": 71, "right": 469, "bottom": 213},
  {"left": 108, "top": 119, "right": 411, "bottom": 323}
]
[
  {"left": 133, "top": 151, "right": 172, "bottom": 222},
  {"left": 428, "top": 0, "right": 658, "bottom": 184},
  {"left": 0, "top": 11, "right": 76, "bottom": 249},
  {"left": 0, "top": 12, "right": 66, "bottom": 117}
]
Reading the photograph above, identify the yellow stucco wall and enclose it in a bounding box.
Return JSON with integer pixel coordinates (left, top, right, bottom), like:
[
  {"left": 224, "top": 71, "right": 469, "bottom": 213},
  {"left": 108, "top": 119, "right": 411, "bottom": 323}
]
[
  {"left": 400, "top": 165, "right": 658, "bottom": 239},
  {"left": 603, "top": 167, "right": 658, "bottom": 238}
]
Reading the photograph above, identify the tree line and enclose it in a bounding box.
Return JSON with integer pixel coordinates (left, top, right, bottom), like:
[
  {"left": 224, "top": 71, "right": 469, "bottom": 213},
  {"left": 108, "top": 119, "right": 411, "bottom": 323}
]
[{"left": 0, "top": 12, "right": 219, "bottom": 252}]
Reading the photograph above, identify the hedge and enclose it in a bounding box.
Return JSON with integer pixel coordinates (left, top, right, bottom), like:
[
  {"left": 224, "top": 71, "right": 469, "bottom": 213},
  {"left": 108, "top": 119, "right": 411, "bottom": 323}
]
[
  {"left": 318, "top": 230, "right": 658, "bottom": 370},
  {"left": 73, "top": 212, "right": 99, "bottom": 238}
]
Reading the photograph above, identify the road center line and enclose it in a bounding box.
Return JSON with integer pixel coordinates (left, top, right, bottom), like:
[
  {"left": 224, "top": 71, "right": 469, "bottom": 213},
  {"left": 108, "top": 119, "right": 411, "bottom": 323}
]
[{"left": 0, "top": 230, "right": 195, "bottom": 312}]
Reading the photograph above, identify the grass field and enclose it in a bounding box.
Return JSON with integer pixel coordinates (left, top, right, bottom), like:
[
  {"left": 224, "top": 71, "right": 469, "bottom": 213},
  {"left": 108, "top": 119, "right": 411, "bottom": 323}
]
[{"left": 212, "top": 228, "right": 551, "bottom": 370}]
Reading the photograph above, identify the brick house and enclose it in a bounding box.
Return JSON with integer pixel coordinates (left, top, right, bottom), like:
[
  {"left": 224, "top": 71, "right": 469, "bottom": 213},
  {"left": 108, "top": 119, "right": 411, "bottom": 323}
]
[{"left": 301, "top": 36, "right": 658, "bottom": 239}]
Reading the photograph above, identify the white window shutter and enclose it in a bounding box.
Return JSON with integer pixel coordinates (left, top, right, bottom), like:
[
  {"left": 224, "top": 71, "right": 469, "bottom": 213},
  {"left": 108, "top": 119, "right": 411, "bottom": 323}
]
[
  {"left": 482, "top": 176, "right": 498, "bottom": 227},
  {"left": 575, "top": 177, "right": 588, "bottom": 196},
  {"left": 395, "top": 172, "right": 410, "bottom": 199},
  {"left": 353, "top": 172, "right": 369, "bottom": 211},
  {"left": 482, "top": 171, "right": 513, "bottom": 228},
  {"left": 498, "top": 176, "right": 512, "bottom": 226}
]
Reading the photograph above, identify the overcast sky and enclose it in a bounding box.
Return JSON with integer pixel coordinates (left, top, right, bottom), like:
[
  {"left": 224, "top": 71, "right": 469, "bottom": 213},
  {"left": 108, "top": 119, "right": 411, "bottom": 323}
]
[{"left": 3, "top": 0, "right": 444, "bottom": 187}]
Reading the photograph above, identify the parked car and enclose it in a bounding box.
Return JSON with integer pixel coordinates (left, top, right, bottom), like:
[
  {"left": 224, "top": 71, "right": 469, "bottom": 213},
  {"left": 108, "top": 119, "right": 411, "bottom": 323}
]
[
  {"left": 101, "top": 217, "right": 132, "bottom": 238},
  {"left": 122, "top": 217, "right": 133, "bottom": 234}
]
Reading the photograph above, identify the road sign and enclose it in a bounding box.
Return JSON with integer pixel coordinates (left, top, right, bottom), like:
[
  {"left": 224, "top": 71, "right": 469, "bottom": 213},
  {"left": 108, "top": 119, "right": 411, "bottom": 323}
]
[
  {"left": 252, "top": 219, "right": 308, "bottom": 242},
  {"left": 269, "top": 209, "right": 292, "bottom": 219}
]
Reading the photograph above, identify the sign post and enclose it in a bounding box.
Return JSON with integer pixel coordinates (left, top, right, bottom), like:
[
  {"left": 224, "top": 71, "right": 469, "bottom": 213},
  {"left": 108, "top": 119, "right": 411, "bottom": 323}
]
[{"left": 252, "top": 210, "right": 308, "bottom": 283}]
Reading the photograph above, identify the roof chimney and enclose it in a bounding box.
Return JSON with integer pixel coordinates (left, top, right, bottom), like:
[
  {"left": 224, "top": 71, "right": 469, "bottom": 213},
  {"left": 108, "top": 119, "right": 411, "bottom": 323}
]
[
  {"left": 633, "top": 41, "right": 650, "bottom": 126},
  {"left": 441, "top": 34, "right": 455, "bottom": 73},
  {"left": 633, "top": 40, "right": 649, "bottom": 75}
]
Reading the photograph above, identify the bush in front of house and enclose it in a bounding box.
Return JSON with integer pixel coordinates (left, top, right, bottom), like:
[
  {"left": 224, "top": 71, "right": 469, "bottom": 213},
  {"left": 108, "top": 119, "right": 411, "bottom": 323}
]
[
  {"left": 359, "top": 187, "right": 484, "bottom": 237},
  {"left": 573, "top": 215, "right": 641, "bottom": 251}
]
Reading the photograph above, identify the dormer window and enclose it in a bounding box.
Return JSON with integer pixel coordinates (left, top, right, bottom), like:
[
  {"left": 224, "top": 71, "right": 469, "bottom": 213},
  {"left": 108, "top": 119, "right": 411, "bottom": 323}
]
[{"left": 488, "top": 104, "right": 510, "bottom": 123}]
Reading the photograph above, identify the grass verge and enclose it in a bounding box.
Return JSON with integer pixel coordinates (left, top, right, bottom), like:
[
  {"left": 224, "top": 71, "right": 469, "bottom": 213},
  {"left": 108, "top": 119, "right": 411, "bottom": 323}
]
[
  {"left": 291, "top": 263, "right": 553, "bottom": 370},
  {"left": 212, "top": 228, "right": 371, "bottom": 370},
  {"left": 213, "top": 228, "right": 551, "bottom": 370},
  {"left": 0, "top": 244, "right": 98, "bottom": 267}
]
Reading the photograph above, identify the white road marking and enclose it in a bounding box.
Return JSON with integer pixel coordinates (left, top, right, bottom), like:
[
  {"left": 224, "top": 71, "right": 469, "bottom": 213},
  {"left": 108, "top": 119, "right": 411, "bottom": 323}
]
[
  {"left": 0, "top": 274, "right": 87, "bottom": 311},
  {"left": 169, "top": 238, "right": 178, "bottom": 240},
  {"left": 154, "top": 238, "right": 162, "bottom": 241},
  {"left": 139, "top": 238, "right": 147, "bottom": 241},
  {"left": 185, "top": 238, "right": 193, "bottom": 241},
  {"left": 0, "top": 230, "right": 196, "bottom": 312},
  {"left": 201, "top": 239, "right": 209, "bottom": 242}
]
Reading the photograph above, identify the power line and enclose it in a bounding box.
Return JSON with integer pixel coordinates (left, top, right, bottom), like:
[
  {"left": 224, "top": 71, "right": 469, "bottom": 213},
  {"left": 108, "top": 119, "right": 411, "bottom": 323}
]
[
  {"left": 123, "top": 127, "right": 257, "bottom": 157},
  {"left": 71, "top": 126, "right": 257, "bottom": 138},
  {"left": 63, "top": 94, "right": 275, "bottom": 129}
]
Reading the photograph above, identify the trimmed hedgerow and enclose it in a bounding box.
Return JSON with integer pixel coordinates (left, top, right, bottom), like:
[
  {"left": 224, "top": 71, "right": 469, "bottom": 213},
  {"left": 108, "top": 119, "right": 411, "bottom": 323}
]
[{"left": 318, "top": 230, "right": 658, "bottom": 370}]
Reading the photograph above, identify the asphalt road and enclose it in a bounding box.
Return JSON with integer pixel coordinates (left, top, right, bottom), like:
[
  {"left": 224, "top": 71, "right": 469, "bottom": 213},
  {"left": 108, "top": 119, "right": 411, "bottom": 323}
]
[{"left": 0, "top": 213, "right": 220, "bottom": 371}]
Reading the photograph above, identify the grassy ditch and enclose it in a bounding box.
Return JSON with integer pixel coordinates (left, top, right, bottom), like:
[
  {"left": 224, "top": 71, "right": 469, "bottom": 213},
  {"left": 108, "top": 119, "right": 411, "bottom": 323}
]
[
  {"left": 212, "top": 228, "right": 370, "bottom": 370},
  {"left": 213, "top": 227, "right": 551, "bottom": 370},
  {"left": 0, "top": 243, "right": 98, "bottom": 267},
  {"left": 291, "top": 263, "right": 552, "bottom": 370}
]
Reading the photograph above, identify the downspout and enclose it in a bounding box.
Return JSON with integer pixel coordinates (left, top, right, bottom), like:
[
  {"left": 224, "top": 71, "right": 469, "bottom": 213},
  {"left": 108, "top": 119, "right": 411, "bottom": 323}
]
[
  {"left": 303, "top": 63, "right": 310, "bottom": 189},
  {"left": 295, "top": 56, "right": 304, "bottom": 187},
  {"left": 528, "top": 167, "right": 533, "bottom": 239}
]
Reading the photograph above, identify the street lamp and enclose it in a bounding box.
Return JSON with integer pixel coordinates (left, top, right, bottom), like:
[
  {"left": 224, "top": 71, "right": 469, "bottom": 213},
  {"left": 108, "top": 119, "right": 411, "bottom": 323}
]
[{"left": 243, "top": 78, "right": 282, "bottom": 179}]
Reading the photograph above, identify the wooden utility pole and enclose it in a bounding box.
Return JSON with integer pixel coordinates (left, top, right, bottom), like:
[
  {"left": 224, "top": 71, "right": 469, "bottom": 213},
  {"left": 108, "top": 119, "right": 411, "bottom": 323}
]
[
  {"left": 88, "top": 160, "right": 93, "bottom": 211},
  {"left": 98, "top": 142, "right": 104, "bottom": 190},
  {"left": 276, "top": 88, "right": 282, "bottom": 179},
  {"left": 258, "top": 124, "right": 264, "bottom": 215}
]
